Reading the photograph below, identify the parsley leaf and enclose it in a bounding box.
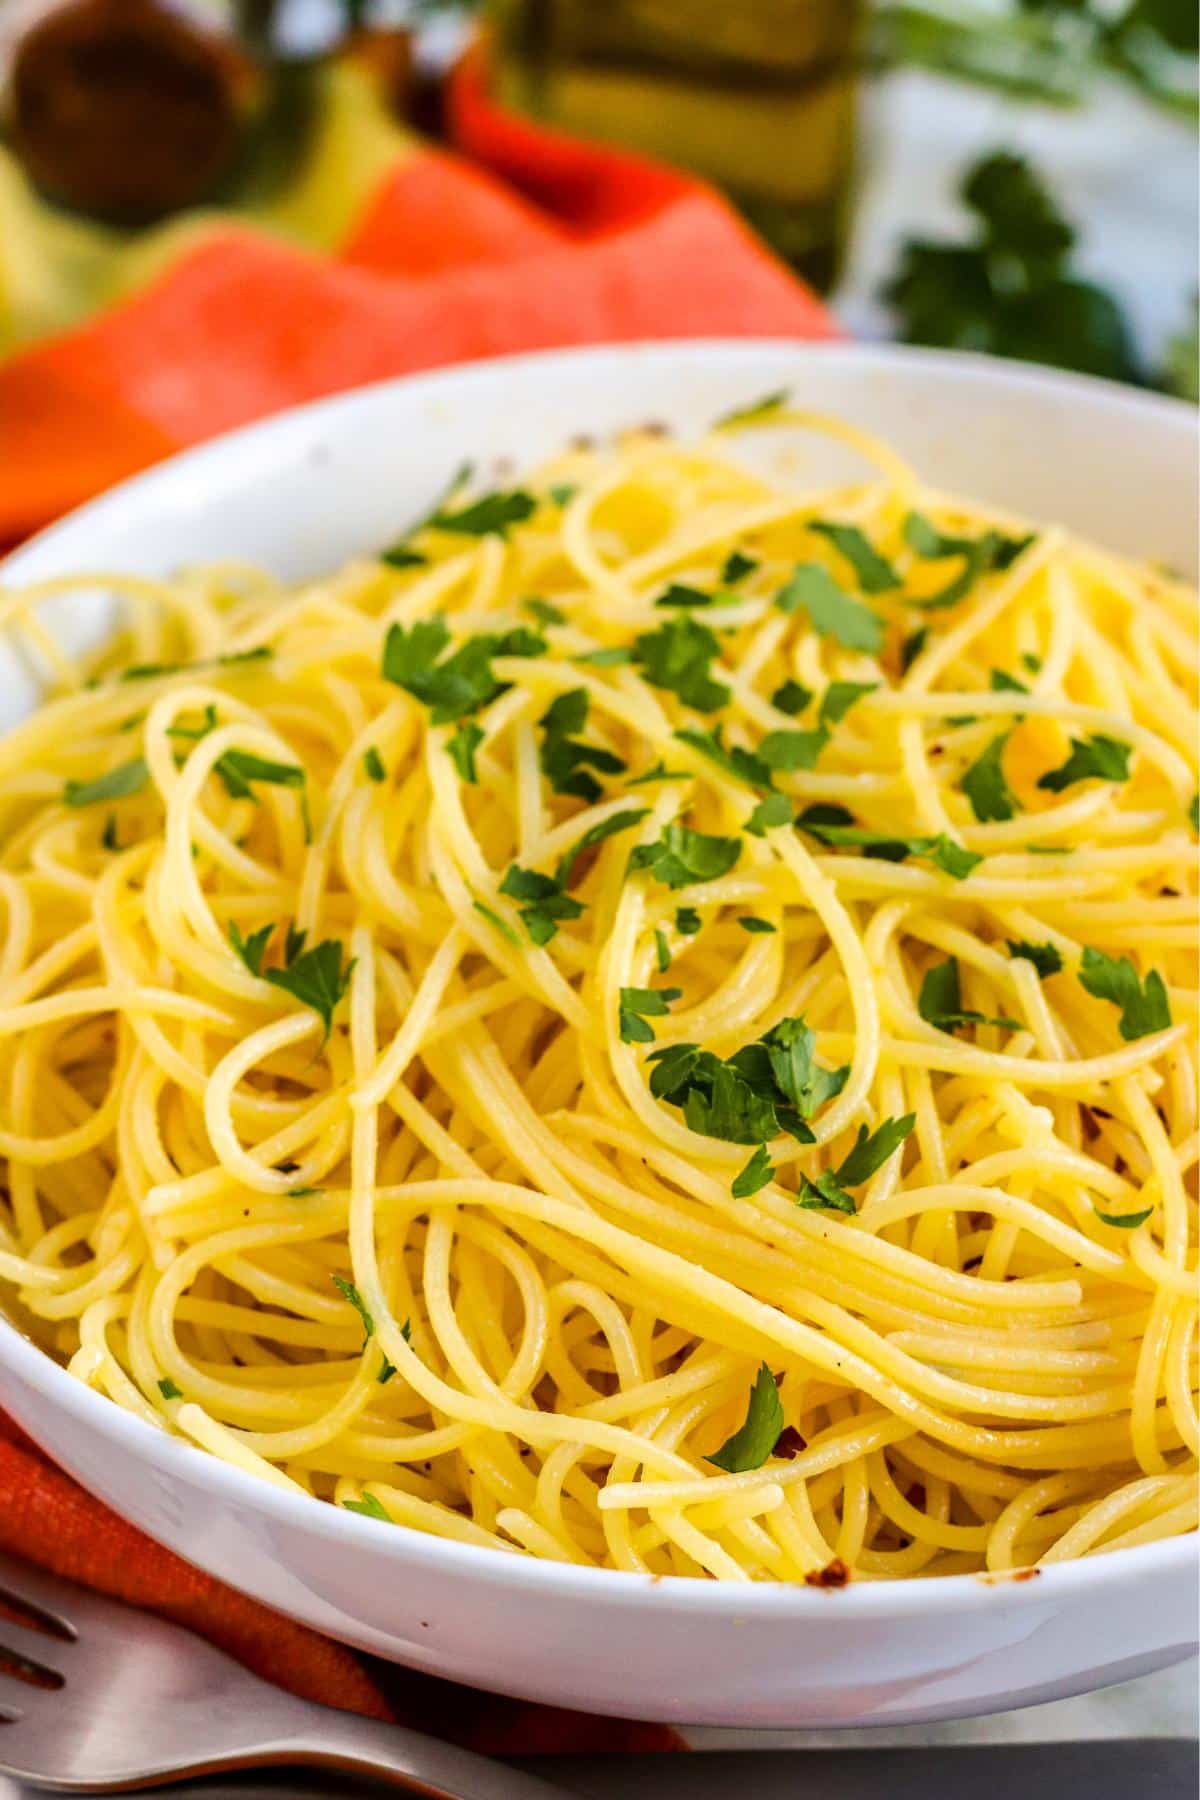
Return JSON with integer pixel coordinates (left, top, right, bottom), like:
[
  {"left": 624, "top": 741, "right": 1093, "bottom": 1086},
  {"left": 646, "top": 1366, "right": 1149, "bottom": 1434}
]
[
  {"left": 675, "top": 726, "right": 773, "bottom": 790},
  {"left": 540, "top": 689, "right": 625, "bottom": 802},
  {"left": 380, "top": 544, "right": 427, "bottom": 570},
  {"left": 265, "top": 938, "right": 355, "bottom": 1041},
  {"left": 382, "top": 620, "right": 545, "bottom": 724},
  {"left": 758, "top": 727, "right": 829, "bottom": 771},
  {"left": 708, "top": 1363, "right": 787, "bottom": 1471},
  {"left": 1078, "top": 948, "right": 1171, "bottom": 1040},
  {"left": 427, "top": 489, "right": 537, "bottom": 538},
  {"left": 737, "top": 916, "right": 776, "bottom": 934},
  {"left": 157, "top": 1377, "right": 182, "bottom": 1400},
  {"left": 990, "top": 668, "right": 1029, "bottom": 695},
  {"left": 101, "top": 814, "right": 121, "bottom": 851},
  {"left": 798, "top": 1113, "right": 916, "bottom": 1213},
  {"left": 775, "top": 564, "right": 885, "bottom": 654},
  {"left": 64, "top": 757, "right": 148, "bottom": 807},
  {"left": 675, "top": 906, "right": 702, "bottom": 935},
  {"left": 648, "top": 1015, "right": 845, "bottom": 1148},
  {"left": 525, "top": 596, "right": 566, "bottom": 628},
  {"left": 655, "top": 928, "right": 672, "bottom": 972},
  {"left": 500, "top": 864, "right": 583, "bottom": 946},
  {"left": 903, "top": 511, "right": 1034, "bottom": 609},
  {"left": 332, "top": 1274, "right": 374, "bottom": 1343},
  {"left": 618, "top": 985, "right": 682, "bottom": 1045},
  {"left": 714, "top": 390, "right": 789, "bottom": 429},
  {"left": 1189, "top": 793, "right": 1199, "bottom": 833},
  {"left": 343, "top": 1492, "right": 391, "bottom": 1521},
  {"left": 1094, "top": 1207, "right": 1153, "bottom": 1231},
  {"left": 722, "top": 550, "right": 759, "bottom": 584},
  {"left": 732, "top": 1144, "right": 774, "bottom": 1197},
  {"left": 900, "top": 626, "right": 929, "bottom": 672},
  {"left": 229, "top": 921, "right": 273, "bottom": 977},
  {"left": 362, "top": 746, "right": 386, "bottom": 783},
  {"left": 555, "top": 808, "right": 649, "bottom": 887},
  {"left": 446, "top": 722, "right": 484, "bottom": 783},
  {"left": 632, "top": 615, "right": 730, "bottom": 713},
  {"left": 655, "top": 581, "right": 716, "bottom": 609},
  {"left": 796, "top": 807, "right": 982, "bottom": 878},
  {"left": 215, "top": 751, "right": 305, "bottom": 801},
  {"left": 962, "top": 730, "right": 1017, "bottom": 822},
  {"left": 1037, "top": 734, "right": 1132, "bottom": 792},
  {"left": 770, "top": 678, "right": 812, "bottom": 716},
  {"left": 918, "top": 959, "right": 1021, "bottom": 1034},
  {"left": 820, "top": 681, "right": 878, "bottom": 726},
  {"left": 746, "top": 792, "right": 795, "bottom": 836},
  {"left": 811, "top": 521, "right": 901, "bottom": 593},
  {"left": 628, "top": 823, "right": 741, "bottom": 890},
  {"left": 1007, "top": 939, "right": 1063, "bottom": 978}
]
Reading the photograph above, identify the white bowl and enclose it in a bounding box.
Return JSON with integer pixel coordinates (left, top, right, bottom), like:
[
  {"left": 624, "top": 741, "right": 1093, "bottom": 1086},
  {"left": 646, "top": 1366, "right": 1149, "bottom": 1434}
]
[{"left": 1, "top": 343, "right": 1196, "bottom": 1729}]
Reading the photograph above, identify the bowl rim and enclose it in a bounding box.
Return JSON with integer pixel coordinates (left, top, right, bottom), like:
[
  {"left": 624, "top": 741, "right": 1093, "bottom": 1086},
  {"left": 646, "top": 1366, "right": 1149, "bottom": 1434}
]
[{"left": 1, "top": 338, "right": 1196, "bottom": 1622}]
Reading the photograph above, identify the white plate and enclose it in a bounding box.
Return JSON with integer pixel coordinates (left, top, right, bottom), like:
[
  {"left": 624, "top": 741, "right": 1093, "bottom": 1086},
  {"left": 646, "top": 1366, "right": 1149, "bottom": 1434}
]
[{"left": 1, "top": 343, "right": 1196, "bottom": 1729}]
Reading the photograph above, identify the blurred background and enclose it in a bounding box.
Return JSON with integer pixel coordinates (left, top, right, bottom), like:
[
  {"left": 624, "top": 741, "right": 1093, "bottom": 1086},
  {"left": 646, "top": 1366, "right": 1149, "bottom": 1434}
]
[{"left": 0, "top": 0, "right": 1195, "bottom": 393}]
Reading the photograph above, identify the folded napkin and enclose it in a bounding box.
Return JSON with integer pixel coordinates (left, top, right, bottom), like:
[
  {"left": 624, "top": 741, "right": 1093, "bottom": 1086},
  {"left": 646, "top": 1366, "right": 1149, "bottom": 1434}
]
[
  {"left": 0, "top": 44, "right": 835, "bottom": 547},
  {"left": 0, "top": 42, "right": 834, "bottom": 1751}
]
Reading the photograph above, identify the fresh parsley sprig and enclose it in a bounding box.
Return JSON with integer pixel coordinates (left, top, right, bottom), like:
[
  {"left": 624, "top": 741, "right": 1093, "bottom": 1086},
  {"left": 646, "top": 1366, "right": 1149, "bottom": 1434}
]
[
  {"left": 707, "top": 1363, "right": 787, "bottom": 1471},
  {"left": 797, "top": 1114, "right": 916, "bottom": 1214},
  {"left": 1077, "top": 947, "right": 1171, "bottom": 1040},
  {"left": 628, "top": 823, "right": 742, "bottom": 890},
  {"left": 382, "top": 619, "right": 545, "bottom": 724},
  {"left": 540, "top": 689, "right": 626, "bottom": 802},
  {"left": 1037, "top": 734, "right": 1132, "bottom": 792},
  {"left": 618, "top": 986, "right": 682, "bottom": 1045}
]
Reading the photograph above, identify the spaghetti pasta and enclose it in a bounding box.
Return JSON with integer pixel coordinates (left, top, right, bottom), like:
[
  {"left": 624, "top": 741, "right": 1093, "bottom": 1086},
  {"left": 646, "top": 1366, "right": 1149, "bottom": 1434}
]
[{"left": 0, "top": 403, "right": 1196, "bottom": 1582}]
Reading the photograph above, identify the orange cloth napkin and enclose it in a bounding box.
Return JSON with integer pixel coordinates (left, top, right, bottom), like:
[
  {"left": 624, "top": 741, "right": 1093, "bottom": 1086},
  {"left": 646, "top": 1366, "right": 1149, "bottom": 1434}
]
[
  {"left": 0, "top": 47, "right": 835, "bottom": 1750},
  {"left": 0, "top": 47, "right": 836, "bottom": 547}
]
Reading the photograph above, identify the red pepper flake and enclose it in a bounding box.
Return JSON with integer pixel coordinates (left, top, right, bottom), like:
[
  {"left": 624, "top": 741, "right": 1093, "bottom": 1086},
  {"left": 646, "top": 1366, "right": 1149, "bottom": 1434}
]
[
  {"left": 772, "top": 1426, "right": 807, "bottom": 1461},
  {"left": 805, "top": 1557, "right": 851, "bottom": 1589}
]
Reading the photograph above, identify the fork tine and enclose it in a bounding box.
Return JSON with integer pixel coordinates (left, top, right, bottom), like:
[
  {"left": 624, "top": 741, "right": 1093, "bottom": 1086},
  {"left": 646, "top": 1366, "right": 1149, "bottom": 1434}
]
[
  {"left": 0, "top": 1555, "right": 79, "bottom": 1637},
  {"left": 0, "top": 1617, "right": 70, "bottom": 1684}
]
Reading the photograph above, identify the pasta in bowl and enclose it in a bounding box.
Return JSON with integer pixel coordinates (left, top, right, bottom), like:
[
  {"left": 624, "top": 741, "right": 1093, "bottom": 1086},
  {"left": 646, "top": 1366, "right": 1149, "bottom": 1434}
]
[{"left": 0, "top": 344, "right": 1195, "bottom": 1720}]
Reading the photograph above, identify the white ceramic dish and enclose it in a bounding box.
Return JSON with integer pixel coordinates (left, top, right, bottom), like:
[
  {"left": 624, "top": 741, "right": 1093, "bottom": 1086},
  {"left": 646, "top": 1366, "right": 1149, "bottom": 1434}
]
[{"left": 1, "top": 343, "right": 1196, "bottom": 1729}]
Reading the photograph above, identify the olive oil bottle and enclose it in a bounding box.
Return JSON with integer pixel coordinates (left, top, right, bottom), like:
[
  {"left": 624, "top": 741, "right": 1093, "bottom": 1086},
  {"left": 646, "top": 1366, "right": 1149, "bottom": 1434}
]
[{"left": 488, "top": 0, "right": 862, "bottom": 290}]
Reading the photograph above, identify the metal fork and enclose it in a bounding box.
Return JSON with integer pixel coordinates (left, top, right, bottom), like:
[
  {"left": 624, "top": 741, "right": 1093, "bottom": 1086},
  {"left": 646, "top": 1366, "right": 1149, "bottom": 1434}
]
[{"left": 0, "top": 1551, "right": 577, "bottom": 1796}]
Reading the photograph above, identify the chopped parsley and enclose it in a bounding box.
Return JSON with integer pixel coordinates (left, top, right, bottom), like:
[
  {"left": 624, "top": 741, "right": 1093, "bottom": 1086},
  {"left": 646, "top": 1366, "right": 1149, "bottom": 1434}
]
[
  {"left": 332, "top": 1274, "right": 374, "bottom": 1343},
  {"left": 618, "top": 985, "right": 682, "bottom": 1045},
  {"left": 990, "top": 668, "right": 1029, "bottom": 695},
  {"left": 758, "top": 727, "right": 829, "bottom": 771},
  {"left": 900, "top": 626, "right": 929, "bottom": 672},
  {"left": 675, "top": 726, "right": 772, "bottom": 790},
  {"left": 1094, "top": 1207, "right": 1153, "bottom": 1230},
  {"left": 918, "top": 959, "right": 1020, "bottom": 1035},
  {"left": 1189, "top": 793, "right": 1199, "bottom": 833},
  {"left": 362, "top": 746, "right": 387, "bottom": 783},
  {"left": 166, "top": 704, "right": 218, "bottom": 742},
  {"left": 796, "top": 805, "right": 981, "bottom": 878},
  {"left": 775, "top": 564, "right": 885, "bottom": 654},
  {"left": 811, "top": 521, "right": 900, "bottom": 594},
  {"left": 707, "top": 1363, "right": 786, "bottom": 1471},
  {"left": 427, "top": 489, "right": 536, "bottom": 538},
  {"left": 655, "top": 581, "right": 716, "bottom": 609},
  {"left": 540, "top": 689, "right": 625, "bottom": 801},
  {"left": 157, "top": 1377, "right": 182, "bottom": 1401},
  {"left": 675, "top": 906, "right": 702, "bottom": 936},
  {"left": 737, "top": 916, "right": 776, "bottom": 934},
  {"left": 577, "top": 646, "right": 633, "bottom": 668},
  {"left": 380, "top": 544, "right": 427, "bottom": 570},
  {"left": 1037, "top": 734, "right": 1132, "bottom": 792},
  {"left": 549, "top": 484, "right": 577, "bottom": 507},
  {"left": 798, "top": 1113, "right": 916, "bottom": 1214},
  {"left": 1077, "top": 948, "right": 1171, "bottom": 1041},
  {"left": 446, "top": 721, "right": 484, "bottom": 783},
  {"left": 229, "top": 921, "right": 274, "bottom": 976},
  {"left": 1007, "top": 939, "right": 1063, "bottom": 978},
  {"left": 101, "top": 815, "right": 122, "bottom": 851},
  {"left": 632, "top": 615, "right": 730, "bottom": 712},
  {"left": 64, "top": 757, "right": 148, "bottom": 807},
  {"left": 770, "top": 679, "right": 812, "bottom": 716},
  {"left": 732, "top": 1144, "right": 775, "bottom": 1198},
  {"left": 524, "top": 596, "right": 566, "bottom": 628},
  {"left": 903, "top": 511, "right": 1034, "bottom": 609},
  {"left": 820, "top": 681, "right": 878, "bottom": 726},
  {"left": 714, "top": 389, "right": 789, "bottom": 429},
  {"left": 215, "top": 750, "right": 305, "bottom": 801},
  {"left": 555, "top": 808, "right": 649, "bottom": 887},
  {"left": 627, "top": 760, "right": 689, "bottom": 786},
  {"left": 648, "top": 1016, "right": 847, "bottom": 1148},
  {"left": 499, "top": 864, "right": 583, "bottom": 946},
  {"left": 233, "top": 929, "right": 354, "bottom": 1040},
  {"left": 746, "top": 792, "right": 794, "bottom": 836},
  {"left": 961, "top": 730, "right": 1017, "bottom": 822},
  {"left": 343, "top": 1492, "right": 391, "bottom": 1521},
  {"left": 628, "top": 823, "right": 741, "bottom": 890},
  {"left": 382, "top": 619, "right": 545, "bottom": 724},
  {"left": 721, "top": 550, "right": 759, "bottom": 584},
  {"left": 655, "top": 929, "right": 671, "bottom": 972}
]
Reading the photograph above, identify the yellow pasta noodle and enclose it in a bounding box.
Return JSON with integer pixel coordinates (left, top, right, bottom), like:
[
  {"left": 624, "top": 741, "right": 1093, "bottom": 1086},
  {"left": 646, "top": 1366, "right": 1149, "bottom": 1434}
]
[{"left": 0, "top": 405, "right": 1195, "bottom": 1582}]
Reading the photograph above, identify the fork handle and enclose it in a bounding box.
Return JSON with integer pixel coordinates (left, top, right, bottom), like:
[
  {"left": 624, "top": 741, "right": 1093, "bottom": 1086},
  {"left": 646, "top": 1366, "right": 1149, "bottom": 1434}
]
[{"left": 234, "top": 1710, "right": 580, "bottom": 1800}]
